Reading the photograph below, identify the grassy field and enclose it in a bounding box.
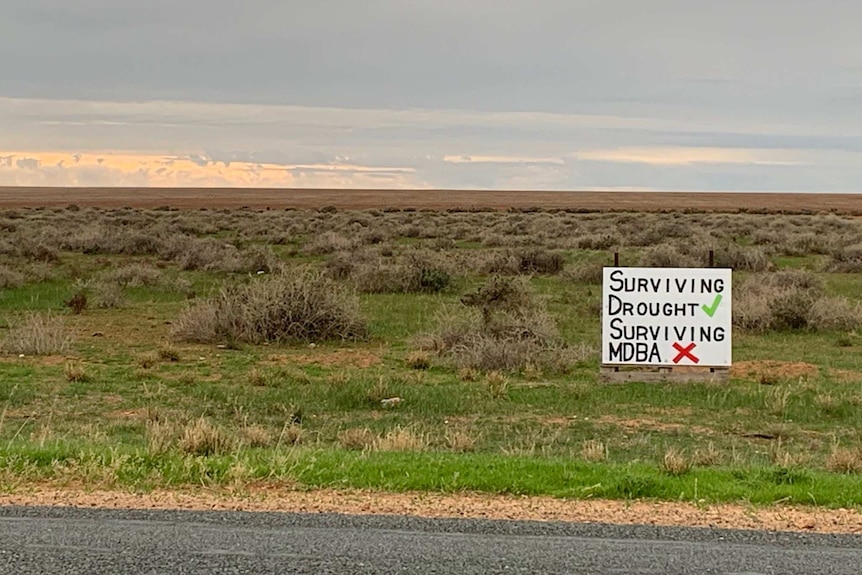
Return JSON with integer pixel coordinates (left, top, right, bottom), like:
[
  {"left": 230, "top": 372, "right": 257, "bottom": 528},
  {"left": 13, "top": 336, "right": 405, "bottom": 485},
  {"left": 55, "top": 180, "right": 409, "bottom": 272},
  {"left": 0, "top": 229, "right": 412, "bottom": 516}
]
[{"left": 1, "top": 205, "right": 862, "bottom": 507}]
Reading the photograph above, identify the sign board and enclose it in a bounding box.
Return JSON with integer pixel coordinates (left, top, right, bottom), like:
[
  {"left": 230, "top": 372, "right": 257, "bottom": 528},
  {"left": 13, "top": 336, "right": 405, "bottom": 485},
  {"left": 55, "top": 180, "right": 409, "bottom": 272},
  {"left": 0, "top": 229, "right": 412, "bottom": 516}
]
[{"left": 602, "top": 267, "right": 732, "bottom": 367}]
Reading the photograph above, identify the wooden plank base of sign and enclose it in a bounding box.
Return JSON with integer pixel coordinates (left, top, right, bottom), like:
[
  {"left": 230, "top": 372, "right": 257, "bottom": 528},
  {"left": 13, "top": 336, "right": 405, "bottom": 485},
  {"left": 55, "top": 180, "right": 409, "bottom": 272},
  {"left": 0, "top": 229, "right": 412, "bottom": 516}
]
[{"left": 600, "top": 365, "right": 730, "bottom": 384}]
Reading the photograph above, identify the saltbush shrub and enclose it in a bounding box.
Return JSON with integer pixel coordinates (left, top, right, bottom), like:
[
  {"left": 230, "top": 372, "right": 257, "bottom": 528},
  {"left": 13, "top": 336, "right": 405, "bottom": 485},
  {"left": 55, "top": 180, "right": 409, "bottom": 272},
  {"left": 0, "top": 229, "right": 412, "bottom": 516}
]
[{"left": 172, "top": 268, "right": 368, "bottom": 344}]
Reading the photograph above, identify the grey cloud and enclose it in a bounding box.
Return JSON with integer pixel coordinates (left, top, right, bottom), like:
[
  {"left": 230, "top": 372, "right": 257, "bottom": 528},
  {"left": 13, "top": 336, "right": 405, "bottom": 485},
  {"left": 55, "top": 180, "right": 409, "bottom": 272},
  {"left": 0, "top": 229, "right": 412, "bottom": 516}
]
[
  {"left": 1, "top": 2, "right": 861, "bottom": 191},
  {"left": 3, "top": 1, "right": 861, "bottom": 118},
  {"left": 15, "top": 158, "right": 41, "bottom": 169}
]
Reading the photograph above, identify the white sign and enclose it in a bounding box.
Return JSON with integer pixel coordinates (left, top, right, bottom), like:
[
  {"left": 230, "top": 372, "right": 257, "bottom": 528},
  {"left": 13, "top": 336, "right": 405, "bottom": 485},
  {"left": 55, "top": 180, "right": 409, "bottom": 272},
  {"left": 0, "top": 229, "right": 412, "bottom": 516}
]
[{"left": 602, "top": 267, "right": 732, "bottom": 367}]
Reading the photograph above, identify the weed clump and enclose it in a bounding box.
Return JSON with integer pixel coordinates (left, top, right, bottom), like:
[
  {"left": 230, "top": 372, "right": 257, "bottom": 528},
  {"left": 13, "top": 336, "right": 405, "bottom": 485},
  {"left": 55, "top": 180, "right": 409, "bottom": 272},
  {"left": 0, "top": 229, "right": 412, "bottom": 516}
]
[
  {"left": 172, "top": 268, "right": 368, "bottom": 345},
  {"left": 0, "top": 265, "right": 25, "bottom": 289}
]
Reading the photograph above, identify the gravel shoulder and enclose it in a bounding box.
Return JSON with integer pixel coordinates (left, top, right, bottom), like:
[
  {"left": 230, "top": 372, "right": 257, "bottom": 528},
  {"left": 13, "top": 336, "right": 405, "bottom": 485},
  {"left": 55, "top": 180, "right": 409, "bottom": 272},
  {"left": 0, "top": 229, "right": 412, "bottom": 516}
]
[{"left": 1, "top": 485, "right": 860, "bottom": 535}]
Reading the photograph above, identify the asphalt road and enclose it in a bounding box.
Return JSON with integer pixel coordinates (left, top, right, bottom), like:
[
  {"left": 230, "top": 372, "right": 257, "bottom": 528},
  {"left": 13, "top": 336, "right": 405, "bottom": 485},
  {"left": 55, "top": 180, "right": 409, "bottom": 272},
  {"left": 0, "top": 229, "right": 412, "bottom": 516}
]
[{"left": 0, "top": 506, "right": 859, "bottom": 574}]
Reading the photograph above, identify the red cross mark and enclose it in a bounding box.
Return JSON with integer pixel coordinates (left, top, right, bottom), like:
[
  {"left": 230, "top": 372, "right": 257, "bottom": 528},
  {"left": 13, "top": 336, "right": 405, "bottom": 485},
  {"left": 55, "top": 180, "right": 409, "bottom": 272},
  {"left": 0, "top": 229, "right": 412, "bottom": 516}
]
[{"left": 672, "top": 342, "right": 699, "bottom": 364}]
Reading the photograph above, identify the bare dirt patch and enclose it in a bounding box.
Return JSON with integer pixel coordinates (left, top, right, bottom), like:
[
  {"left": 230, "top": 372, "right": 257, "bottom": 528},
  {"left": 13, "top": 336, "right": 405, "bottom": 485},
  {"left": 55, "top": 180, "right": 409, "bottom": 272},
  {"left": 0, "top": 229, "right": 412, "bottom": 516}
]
[
  {"left": 830, "top": 369, "right": 862, "bottom": 383},
  {"left": 595, "top": 415, "right": 714, "bottom": 436},
  {"left": 732, "top": 361, "right": 819, "bottom": 381},
  {"left": 0, "top": 486, "right": 859, "bottom": 534},
  {"left": 265, "top": 349, "right": 382, "bottom": 369}
]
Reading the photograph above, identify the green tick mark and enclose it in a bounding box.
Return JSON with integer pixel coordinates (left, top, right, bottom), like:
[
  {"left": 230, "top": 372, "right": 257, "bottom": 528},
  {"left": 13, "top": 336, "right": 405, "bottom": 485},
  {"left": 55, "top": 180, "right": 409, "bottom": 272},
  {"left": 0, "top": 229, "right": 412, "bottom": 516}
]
[{"left": 702, "top": 293, "right": 723, "bottom": 317}]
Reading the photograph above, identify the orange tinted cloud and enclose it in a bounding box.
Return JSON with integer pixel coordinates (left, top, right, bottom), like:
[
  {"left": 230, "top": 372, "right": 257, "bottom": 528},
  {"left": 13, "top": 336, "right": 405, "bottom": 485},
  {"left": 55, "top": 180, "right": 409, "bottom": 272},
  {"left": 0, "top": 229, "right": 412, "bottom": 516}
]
[
  {"left": 0, "top": 151, "right": 423, "bottom": 188},
  {"left": 572, "top": 147, "right": 804, "bottom": 166}
]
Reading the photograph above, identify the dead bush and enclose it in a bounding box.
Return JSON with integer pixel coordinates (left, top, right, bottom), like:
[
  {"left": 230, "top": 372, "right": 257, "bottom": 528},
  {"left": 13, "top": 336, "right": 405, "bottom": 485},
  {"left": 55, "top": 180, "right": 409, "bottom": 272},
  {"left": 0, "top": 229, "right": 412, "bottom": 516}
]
[
  {"left": 639, "top": 244, "right": 699, "bottom": 268},
  {"left": 417, "top": 276, "right": 592, "bottom": 372},
  {"left": 108, "top": 264, "right": 163, "bottom": 287},
  {"left": 91, "top": 280, "right": 127, "bottom": 309},
  {"left": 826, "top": 243, "right": 862, "bottom": 273},
  {"left": 577, "top": 233, "right": 620, "bottom": 250},
  {"left": 485, "top": 248, "right": 565, "bottom": 275},
  {"left": 172, "top": 268, "right": 368, "bottom": 345},
  {"left": 806, "top": 297, "right": 862, "bottom": 332},
  {"left": 712, "top": 244, "right": 773, "bottom": 272},
  {"left": 347, "top": 251, "right": 454, "bottom": 294},
  {"left": 304, "top": 231, "right": 356, "bottom": 255},
  {"left": 1, "top": 312, "right": 70, "bottom": 355},
  {"left": 565, "top": 261, "right": 605, "bottom": 284},
  {"left": 0, "top": 265, "right": 25, "bottom": 289}
]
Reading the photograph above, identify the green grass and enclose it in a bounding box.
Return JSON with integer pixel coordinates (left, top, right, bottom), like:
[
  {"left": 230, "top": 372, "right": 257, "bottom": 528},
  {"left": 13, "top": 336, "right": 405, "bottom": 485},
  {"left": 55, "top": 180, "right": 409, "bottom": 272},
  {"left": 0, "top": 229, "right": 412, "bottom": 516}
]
[
  {"left": 1, "top": 444, "right": 861, "bottom": 507},
  {"left": 1, "top": 208, "right": 862, "bottom": 506}
]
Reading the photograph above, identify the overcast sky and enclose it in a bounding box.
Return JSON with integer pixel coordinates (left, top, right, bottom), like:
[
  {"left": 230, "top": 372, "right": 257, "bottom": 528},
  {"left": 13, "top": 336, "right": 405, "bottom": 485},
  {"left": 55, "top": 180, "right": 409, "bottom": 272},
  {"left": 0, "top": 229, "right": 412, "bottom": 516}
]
[{"left": 2, "top": 0, "right": 861, "bottom": 190}]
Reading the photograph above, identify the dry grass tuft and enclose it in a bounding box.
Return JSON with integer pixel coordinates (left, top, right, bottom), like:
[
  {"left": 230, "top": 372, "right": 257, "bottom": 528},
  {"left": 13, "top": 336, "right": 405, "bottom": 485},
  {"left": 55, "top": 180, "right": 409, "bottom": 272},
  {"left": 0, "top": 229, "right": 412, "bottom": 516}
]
[
  {"left": 337, "top": 427, "right": 376, "bottom": 450},
  {"left": 240, "top": 425, "right": 274, "bottom": 448},
  {"left": 157, "top": 344, "right": 181, "bottom": 362},
  {"left": 145, "top": 420, "right": 177, "bottom": 455},
  {"left": 373, "top": 427, "right": 428, "bottom": 452},
  {"left": 405, "top": 350, "right": 432, "bottom": 370},
  {"left": 826, "top": 446, "right": 862, "bottom": 474},
  {"left": 178, "top": 418, "right": 234, "bottom": 456},
  {"left": 247, "top": 368, "right": 269, "bottom": 387},
  {"left": 485, "top": 371, "right": 509, "bottom": 399},
  {"left": 764, "top": 387, "right": 792, "bottom": 417},
  {"left": 137, "top": 351, "right": 160, "bottom": 369},
  {"left": 277, "top": 423, "right": 304, "bottom": 446},
  {"left": 580, "top": 439, "right": 608, "bottom": 462},
  {"left": 445, "top": 429, "right": 479, "bottom": 452},
  {"left": 661, "top": 447, "right": 692, "bottom": 476},
  {"left": 522, "top": 362, "right": 543, "bottom": 380},
  {"left": 1, "top": 312, "right": 70, "bottom": 356},
  {"left": 692, "top": 442, "right": 724, "bottom": 467},
  {"left": 64, "top": 361, "right": 90, "bottom": 383}
]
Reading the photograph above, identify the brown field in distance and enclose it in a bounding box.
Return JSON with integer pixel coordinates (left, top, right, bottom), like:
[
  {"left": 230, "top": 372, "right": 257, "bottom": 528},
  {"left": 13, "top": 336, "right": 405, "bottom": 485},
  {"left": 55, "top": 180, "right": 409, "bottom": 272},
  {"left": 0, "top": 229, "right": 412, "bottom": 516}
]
[{"left": 3, "top": 186, "right": 862, "bottom": 213}]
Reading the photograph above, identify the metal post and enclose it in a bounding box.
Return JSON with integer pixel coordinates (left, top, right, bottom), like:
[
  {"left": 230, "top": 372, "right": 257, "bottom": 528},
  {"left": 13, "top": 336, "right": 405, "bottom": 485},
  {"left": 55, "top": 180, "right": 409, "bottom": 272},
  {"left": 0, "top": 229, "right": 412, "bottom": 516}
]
[
  {"left": 614, "top": 251, "right": 620, "bottom": 267},
  {"left": 708, "top": 249, "right": 714, "bottom": 268}
]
